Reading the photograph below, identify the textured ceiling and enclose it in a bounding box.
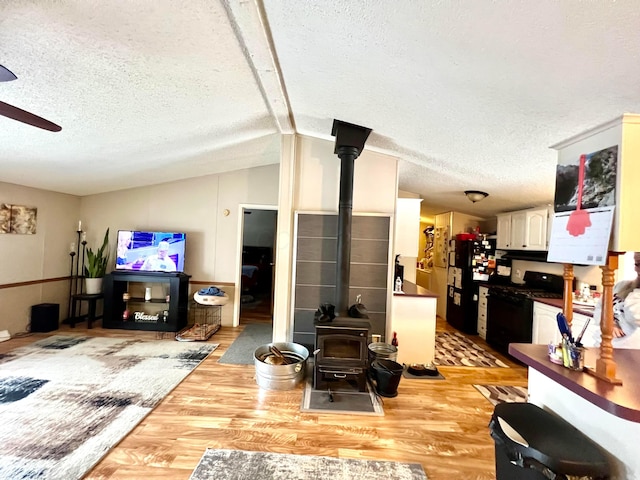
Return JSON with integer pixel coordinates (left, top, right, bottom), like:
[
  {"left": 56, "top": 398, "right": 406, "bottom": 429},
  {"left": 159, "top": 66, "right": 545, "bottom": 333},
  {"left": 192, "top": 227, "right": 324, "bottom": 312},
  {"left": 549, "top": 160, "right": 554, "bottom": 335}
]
[{"left": 2, "top": 1, "right": 640, "bottom": 219}]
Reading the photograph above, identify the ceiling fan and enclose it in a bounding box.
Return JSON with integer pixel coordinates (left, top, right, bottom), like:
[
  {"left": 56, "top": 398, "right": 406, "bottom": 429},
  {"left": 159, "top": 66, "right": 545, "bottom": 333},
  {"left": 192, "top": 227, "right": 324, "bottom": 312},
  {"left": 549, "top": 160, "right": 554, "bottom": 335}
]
[{"left": 0, "top": 64, "right": 62, "bottom": 132}]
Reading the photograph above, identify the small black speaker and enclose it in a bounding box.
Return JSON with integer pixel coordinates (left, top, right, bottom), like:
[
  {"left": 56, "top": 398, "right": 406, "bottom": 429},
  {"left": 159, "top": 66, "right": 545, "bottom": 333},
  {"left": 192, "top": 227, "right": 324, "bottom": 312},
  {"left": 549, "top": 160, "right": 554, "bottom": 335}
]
[{"left": 31, "top": 303, "right": 59, "bottom": 332}]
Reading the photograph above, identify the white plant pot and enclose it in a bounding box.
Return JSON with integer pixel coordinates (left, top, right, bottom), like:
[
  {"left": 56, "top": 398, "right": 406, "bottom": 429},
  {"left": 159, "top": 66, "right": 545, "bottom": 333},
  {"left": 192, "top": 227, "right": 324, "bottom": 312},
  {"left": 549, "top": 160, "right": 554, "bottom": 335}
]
[{"left": 85, "top": 277, "right": 103, "bottom": 295}]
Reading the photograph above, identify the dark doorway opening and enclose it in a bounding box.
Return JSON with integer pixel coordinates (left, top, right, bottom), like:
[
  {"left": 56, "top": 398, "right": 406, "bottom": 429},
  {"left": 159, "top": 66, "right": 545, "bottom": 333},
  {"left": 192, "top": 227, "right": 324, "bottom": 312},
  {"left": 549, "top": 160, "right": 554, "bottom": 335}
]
[{"left": 240, "top": 208, "right": 277, "bottom": 325}]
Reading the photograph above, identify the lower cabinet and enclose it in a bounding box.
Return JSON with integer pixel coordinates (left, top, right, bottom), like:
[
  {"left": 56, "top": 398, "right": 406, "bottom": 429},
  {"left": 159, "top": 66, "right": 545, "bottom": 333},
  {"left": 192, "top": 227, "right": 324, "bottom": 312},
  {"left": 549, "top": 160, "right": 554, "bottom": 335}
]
[
  {"left": 532, "top": 301, "right": 598, "bottom": 347},
  {"left": 103, "top": 272, "right": 191, "bottom": 331}
]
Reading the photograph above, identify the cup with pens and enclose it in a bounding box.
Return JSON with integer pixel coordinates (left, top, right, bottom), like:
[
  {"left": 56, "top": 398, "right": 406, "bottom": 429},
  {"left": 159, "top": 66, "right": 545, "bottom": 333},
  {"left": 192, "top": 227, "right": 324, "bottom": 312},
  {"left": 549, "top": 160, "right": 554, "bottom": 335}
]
[{"left": 555, "top": 312, "right": 589, "bottom": 371}]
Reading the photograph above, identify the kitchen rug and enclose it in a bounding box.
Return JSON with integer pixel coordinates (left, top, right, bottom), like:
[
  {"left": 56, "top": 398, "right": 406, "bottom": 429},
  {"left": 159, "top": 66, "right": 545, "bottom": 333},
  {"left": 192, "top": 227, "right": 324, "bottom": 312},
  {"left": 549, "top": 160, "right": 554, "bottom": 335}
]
[
  {"left": 0, "top": 335, "right": 217, "bottom": 480},
  {"left": 190, "top": 449, "right": 427, "bottom": 480},
  {"left": 434, "top": 331, "right": 509, "bottom": 367},
  {"left": 218, "top": 323, "right": 272, "bottom": 365},
  {"left": 300, "top": 378, "right": 384, "bottom": 416},
  {"left": 473, "top": 384, "right": 528, "bottom": 406}
]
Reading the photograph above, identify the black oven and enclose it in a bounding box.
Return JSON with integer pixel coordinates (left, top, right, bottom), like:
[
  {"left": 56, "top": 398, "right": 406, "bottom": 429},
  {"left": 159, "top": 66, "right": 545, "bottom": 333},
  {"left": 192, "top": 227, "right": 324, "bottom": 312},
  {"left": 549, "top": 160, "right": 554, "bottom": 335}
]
[
  {"left": 486, "top": 288, "right": 534, "bottom": 355},
  {"left": 486, "top": 271, "right": 565, "bottom": 357}
]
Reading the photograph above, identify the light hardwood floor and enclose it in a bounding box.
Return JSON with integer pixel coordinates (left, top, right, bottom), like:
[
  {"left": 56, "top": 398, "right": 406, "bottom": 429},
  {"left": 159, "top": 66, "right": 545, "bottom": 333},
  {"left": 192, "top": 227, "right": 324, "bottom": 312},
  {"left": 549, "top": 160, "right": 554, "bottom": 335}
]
[{"left": 2, "top": 315, "right": 527, "bottom": 480}]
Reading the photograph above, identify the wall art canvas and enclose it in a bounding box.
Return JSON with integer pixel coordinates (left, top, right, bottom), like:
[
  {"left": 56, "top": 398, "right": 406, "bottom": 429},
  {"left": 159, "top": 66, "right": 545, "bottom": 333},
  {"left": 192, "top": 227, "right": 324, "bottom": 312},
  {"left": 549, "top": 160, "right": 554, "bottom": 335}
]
[
  {"left": 554, "top": 145, "right": 617, "bottom": 212},
  {"left": 0, "top": 203, "right": 37, "bottom": 234},
  {"left": 0, "top": 204, "right": 9, "bottom": 234}
]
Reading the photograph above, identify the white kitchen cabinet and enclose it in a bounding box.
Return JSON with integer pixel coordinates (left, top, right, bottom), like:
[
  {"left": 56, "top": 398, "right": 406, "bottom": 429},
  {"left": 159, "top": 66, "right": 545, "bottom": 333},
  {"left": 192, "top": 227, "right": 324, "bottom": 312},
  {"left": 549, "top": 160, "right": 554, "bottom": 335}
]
[
  {"left": 533, "top": 301, "right": 598, "bottom": 347},
  {"left": 395, "top": 197, "right": 422, "bottom": 257},
  {"left": 532, "top": 302, "right": 561, "bottom": 345},
  {"left": 570, "top": 312, "right": 599, "bottom": 348},
  {"left": 477, "top": 285, "right": 488, "bottom": 339},
  {"left": 496, "top": 214, "right": 512, "bottom": 249},
  {"left": 495, "top": 207, "right": 550, "bottom": 251}
]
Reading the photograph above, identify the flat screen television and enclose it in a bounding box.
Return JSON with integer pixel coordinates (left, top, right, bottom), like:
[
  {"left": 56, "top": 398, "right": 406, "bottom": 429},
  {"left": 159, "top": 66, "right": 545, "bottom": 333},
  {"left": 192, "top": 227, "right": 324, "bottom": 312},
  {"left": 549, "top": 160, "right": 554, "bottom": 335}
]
[{"left": 115, "top": 230, "right": 186, "bottom": 273}]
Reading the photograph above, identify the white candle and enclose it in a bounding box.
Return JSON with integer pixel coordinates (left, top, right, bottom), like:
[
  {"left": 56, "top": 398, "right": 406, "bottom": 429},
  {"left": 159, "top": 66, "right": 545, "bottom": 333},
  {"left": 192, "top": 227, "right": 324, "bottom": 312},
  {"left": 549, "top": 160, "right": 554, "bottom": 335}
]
[
  {"left": 70, "top": 242, "right": 76, "bottom": 253},
  {"left": 81, "top": 232, "right": 87, "bottom": 242},
  {"left": 78, "top": 220, "right": 82, "bottom": 231}
]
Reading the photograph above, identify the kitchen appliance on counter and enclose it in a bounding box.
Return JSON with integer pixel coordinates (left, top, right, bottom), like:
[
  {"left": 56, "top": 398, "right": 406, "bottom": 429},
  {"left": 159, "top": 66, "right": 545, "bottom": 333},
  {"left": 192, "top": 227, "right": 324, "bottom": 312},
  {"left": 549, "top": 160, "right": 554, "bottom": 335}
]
[
  {"left": 486, "top": 271, "right": 568, "bottom": 357},
  {"left": 446, "top": 234, "right": 497, "bottom": 334}
]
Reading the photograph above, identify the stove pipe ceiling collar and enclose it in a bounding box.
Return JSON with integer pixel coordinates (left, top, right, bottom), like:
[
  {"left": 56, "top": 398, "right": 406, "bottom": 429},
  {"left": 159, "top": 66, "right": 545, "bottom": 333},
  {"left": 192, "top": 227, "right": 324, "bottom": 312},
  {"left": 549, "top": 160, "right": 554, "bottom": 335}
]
[{"left": 331, "top": 119, "right": 372, "bottom": 317}]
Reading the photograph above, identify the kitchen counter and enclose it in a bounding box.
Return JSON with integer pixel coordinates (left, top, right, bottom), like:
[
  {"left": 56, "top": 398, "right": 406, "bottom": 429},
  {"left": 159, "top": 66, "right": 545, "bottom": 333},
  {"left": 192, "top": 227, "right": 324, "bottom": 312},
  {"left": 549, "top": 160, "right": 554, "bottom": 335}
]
[
  {"left": 509, "top": 342, "right": 640, "bottom": 478},
  {"left": 391, "top": 280, "right": 438, "bottom": 365},
  {"left": 509, "top": 343, "right": 640, "bottom": 422},
  {"left": 394, "top": 281, "right": 437, "bottom": 298},
  {"left": 533, "top": 296, "right": 595, "bottom": 317}
]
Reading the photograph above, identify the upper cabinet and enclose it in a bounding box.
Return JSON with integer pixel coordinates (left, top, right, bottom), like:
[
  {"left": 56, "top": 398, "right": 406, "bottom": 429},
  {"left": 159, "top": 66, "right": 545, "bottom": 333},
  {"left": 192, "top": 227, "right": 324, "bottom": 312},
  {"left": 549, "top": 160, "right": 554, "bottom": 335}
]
[
  {"left": 394, "top": 197, "right": 422, "bottom": 256},
  {"left": 496, "top": 207, "right": 550, "bottom": 251},
  {"left": 551, "top": 114, "right": 640, "bottom": 252}
]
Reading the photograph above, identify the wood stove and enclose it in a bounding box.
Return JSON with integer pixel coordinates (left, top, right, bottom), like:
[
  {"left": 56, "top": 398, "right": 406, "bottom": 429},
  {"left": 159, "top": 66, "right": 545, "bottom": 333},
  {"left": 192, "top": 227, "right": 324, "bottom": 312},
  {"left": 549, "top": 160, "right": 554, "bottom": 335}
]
[
  {"left": 314, "top": 319, "right": 370, "bottom": 392},
  {"left": 312, "top": 119, "right": 373, "bottom": 393}
]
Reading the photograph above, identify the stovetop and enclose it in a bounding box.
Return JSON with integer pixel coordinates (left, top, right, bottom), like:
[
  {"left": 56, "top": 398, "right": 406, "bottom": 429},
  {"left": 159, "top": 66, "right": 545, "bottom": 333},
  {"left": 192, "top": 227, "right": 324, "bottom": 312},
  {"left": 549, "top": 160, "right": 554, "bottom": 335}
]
[
  {"left": 488, "top": 283, "right": 563, "bottom": 299},
  {"left": 487, "top": 270, "right": 565, "bottom": 299}
]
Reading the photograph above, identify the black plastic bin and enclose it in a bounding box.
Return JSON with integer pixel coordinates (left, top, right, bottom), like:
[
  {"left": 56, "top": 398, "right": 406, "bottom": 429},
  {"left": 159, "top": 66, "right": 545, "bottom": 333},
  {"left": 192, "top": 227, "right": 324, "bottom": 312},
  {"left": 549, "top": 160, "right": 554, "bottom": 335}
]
[
  {"left": 489, "top": 402, "right": 611, "bottom": 480},
  {"left": 370, "top": 359, "right": 403, "bottom": 398}
]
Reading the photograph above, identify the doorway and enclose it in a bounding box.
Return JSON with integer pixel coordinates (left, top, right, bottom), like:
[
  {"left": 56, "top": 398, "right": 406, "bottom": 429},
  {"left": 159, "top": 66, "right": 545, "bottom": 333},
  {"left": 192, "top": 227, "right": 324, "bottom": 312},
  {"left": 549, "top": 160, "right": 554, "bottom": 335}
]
[{"left": 239, "top": 207, "right": 277, "bottom": 325}]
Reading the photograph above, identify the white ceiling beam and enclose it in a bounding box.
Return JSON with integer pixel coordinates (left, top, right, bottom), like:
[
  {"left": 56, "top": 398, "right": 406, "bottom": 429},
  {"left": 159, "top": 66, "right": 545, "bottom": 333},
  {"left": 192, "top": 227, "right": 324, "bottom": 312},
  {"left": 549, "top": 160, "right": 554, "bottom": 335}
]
[{"left": 223, "top": 0, "right": 295, "bottom": 134}]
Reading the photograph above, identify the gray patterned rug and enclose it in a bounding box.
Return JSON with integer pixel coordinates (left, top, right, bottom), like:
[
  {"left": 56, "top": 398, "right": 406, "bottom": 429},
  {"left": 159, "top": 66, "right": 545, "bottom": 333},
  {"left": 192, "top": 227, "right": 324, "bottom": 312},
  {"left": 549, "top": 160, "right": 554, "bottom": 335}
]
[
  {"left": 473, "top": 384, "right": 528, "bottom": 406},
  {"left": 0, "top": 335, "right": 217, "bottom": 479},
  {"left": 433, "top": 331, "right": 509, "bottom": 367},
  {"left": 190, "top": 449, "right": 428, "bottom": 479}
]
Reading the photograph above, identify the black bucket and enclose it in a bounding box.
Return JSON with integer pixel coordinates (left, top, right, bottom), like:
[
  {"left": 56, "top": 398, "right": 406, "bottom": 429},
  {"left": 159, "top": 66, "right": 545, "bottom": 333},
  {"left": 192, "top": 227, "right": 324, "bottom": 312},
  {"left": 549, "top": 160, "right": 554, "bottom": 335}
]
[{"left": 371, "top": 359, "right": 403, "bottom": 398}]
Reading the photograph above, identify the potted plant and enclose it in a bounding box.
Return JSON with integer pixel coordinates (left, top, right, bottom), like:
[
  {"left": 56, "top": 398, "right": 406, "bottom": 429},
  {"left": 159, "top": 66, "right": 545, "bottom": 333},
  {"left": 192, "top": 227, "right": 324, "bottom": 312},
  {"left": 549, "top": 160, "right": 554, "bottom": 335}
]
[{"left": 84, "top": 228, "right": 110, "bottom": 294}]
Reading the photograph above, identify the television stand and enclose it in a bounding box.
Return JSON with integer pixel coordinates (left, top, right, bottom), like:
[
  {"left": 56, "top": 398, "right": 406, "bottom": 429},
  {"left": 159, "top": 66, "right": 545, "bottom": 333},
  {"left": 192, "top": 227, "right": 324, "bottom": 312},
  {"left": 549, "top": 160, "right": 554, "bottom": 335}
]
[{"left": 103, "top": 272, "right": 190, "bottom": 332}]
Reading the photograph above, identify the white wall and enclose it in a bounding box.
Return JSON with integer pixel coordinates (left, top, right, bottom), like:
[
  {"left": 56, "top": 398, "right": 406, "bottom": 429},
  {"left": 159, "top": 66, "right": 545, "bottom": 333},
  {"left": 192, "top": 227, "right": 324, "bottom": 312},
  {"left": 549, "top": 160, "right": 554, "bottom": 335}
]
[
  {"left": 295, "top": 135, "right": 398, "bottom": 214},
  {"left": 81, "top": 164, "right": 279, "bottom": 282},
  {"left": 0, "top": 181, "right": 80, "bottom": 334}
]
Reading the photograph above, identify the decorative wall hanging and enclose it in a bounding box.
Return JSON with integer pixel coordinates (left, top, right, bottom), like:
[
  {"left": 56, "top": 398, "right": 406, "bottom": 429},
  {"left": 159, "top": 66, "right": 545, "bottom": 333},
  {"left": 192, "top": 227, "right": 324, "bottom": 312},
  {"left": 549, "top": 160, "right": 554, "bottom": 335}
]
[{"left": 0, "top": 203, "right": 38, "bottom": 234}]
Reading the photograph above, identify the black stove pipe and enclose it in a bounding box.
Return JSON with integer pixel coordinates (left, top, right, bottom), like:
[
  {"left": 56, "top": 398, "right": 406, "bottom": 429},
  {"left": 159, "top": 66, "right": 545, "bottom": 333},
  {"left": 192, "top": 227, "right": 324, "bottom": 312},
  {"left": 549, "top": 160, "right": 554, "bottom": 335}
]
[{"left": 331, "top": 120, "right": 372, "bottom": 317}]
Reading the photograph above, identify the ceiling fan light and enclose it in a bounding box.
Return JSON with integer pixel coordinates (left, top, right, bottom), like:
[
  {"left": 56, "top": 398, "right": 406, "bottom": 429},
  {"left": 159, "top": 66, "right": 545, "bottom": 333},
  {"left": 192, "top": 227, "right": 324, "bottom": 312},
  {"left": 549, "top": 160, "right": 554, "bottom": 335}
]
[{"left": 464, "top": 190, "right": 489, "bottom": 203}]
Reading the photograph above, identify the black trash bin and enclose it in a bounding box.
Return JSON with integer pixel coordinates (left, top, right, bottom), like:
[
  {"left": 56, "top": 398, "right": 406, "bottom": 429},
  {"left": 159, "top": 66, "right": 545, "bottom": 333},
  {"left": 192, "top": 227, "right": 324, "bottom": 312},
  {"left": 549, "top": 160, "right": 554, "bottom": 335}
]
[
  {"left": 489, "top": 402, "right": 611, "bottom": 480},
  {"left": 370, "top": 359, "right": 403, "bottom": 397}
]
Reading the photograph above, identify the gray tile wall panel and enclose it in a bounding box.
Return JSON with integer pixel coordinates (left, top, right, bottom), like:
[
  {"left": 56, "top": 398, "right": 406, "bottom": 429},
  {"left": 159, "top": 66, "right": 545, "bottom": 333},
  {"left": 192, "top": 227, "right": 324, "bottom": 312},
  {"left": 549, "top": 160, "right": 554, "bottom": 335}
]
[
  {"left": 295, "top": 285, "right": 336, "bottom": 309},
  {"left": 297, "top": 214, "right": 338, "bottom": 237},
  {"left": 296, "top": 237, "right": 337, "bottom": 262},
  {"left": 351, "top": 238, "right": 389, "bottom": 263},
  {"left": 352, "top": 216, "right": 390, "bottom": 239},
  {"left": 294, "top": 213, "right": 390, "bottom": 340},
  {"left": 293, "top": 309, "right": 317, "bottom": 332}
]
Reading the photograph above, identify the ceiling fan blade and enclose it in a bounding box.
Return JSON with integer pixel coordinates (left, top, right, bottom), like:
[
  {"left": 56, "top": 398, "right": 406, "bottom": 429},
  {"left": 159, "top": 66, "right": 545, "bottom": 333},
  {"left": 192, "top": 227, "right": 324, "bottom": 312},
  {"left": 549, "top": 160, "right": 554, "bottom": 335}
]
[
  {"left": 0, "top": 65, "right": 18, "bottom": 82},
  {"left": 0, "top": 100, "right": 62, "bottom": 132}
]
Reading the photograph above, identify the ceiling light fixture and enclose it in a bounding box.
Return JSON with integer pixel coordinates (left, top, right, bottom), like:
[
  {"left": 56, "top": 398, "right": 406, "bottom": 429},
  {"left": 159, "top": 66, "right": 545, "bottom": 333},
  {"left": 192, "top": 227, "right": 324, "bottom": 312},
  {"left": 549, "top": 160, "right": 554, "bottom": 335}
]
[{"left": 464, "top": 190, "right": 489, "bottom": 203}]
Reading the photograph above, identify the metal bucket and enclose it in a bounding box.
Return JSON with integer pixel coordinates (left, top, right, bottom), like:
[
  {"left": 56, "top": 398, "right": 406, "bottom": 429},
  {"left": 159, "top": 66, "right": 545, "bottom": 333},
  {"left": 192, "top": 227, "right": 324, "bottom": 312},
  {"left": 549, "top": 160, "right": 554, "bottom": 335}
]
[
  {"left": 254, "top": 342, "right": 309, "bottom": 390},
  {"left": 368, "top": 342, "right": 398, "bottom": 363}
]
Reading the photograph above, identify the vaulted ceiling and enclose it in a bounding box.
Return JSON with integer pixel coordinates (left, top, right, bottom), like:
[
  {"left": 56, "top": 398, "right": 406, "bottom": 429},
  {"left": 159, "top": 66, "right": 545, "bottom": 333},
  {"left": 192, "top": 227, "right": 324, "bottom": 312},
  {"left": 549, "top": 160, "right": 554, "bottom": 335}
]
[{"left": 2, "top": 1, "right": 640, "bottom": 219}]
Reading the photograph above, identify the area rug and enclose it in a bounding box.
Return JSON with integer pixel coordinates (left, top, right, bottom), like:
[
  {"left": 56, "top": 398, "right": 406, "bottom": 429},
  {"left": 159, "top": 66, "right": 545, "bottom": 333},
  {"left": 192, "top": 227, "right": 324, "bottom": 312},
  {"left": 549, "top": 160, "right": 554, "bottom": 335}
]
[
  {"left": 300, "top": 378, "right": 384, "bottom": 416},
  {"left": 189, "top": 448, "right": 427, "bottom": 479},
  {"left": 433, "top": 331, "right": 509, "bottom": 367},
  {"left": 0, "top": 335, "right": 217, "bottom": 480},
  {"left": 473, "top": 384, "right": 528, "bottom": 406},
  {"left": 218, "top": 323, "right": 272, "bottom": 365}
]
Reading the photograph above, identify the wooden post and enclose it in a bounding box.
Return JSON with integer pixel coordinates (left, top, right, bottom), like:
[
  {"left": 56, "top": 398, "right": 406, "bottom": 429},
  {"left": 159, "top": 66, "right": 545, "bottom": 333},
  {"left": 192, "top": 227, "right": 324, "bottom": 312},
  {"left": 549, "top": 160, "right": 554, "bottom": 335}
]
[
  {"left": 562, "top": 263, "right": 574, "bottom": 326},
  {"left": 586, "top": 252, "right": 622, "bottom": 384}
]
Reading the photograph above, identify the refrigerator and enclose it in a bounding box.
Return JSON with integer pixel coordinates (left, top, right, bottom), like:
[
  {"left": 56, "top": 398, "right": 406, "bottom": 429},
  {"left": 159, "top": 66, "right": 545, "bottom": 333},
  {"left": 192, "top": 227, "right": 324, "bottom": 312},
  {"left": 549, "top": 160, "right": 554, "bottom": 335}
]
[{"left": 446, "top": 235, "right": 496, "bottom": 334}]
